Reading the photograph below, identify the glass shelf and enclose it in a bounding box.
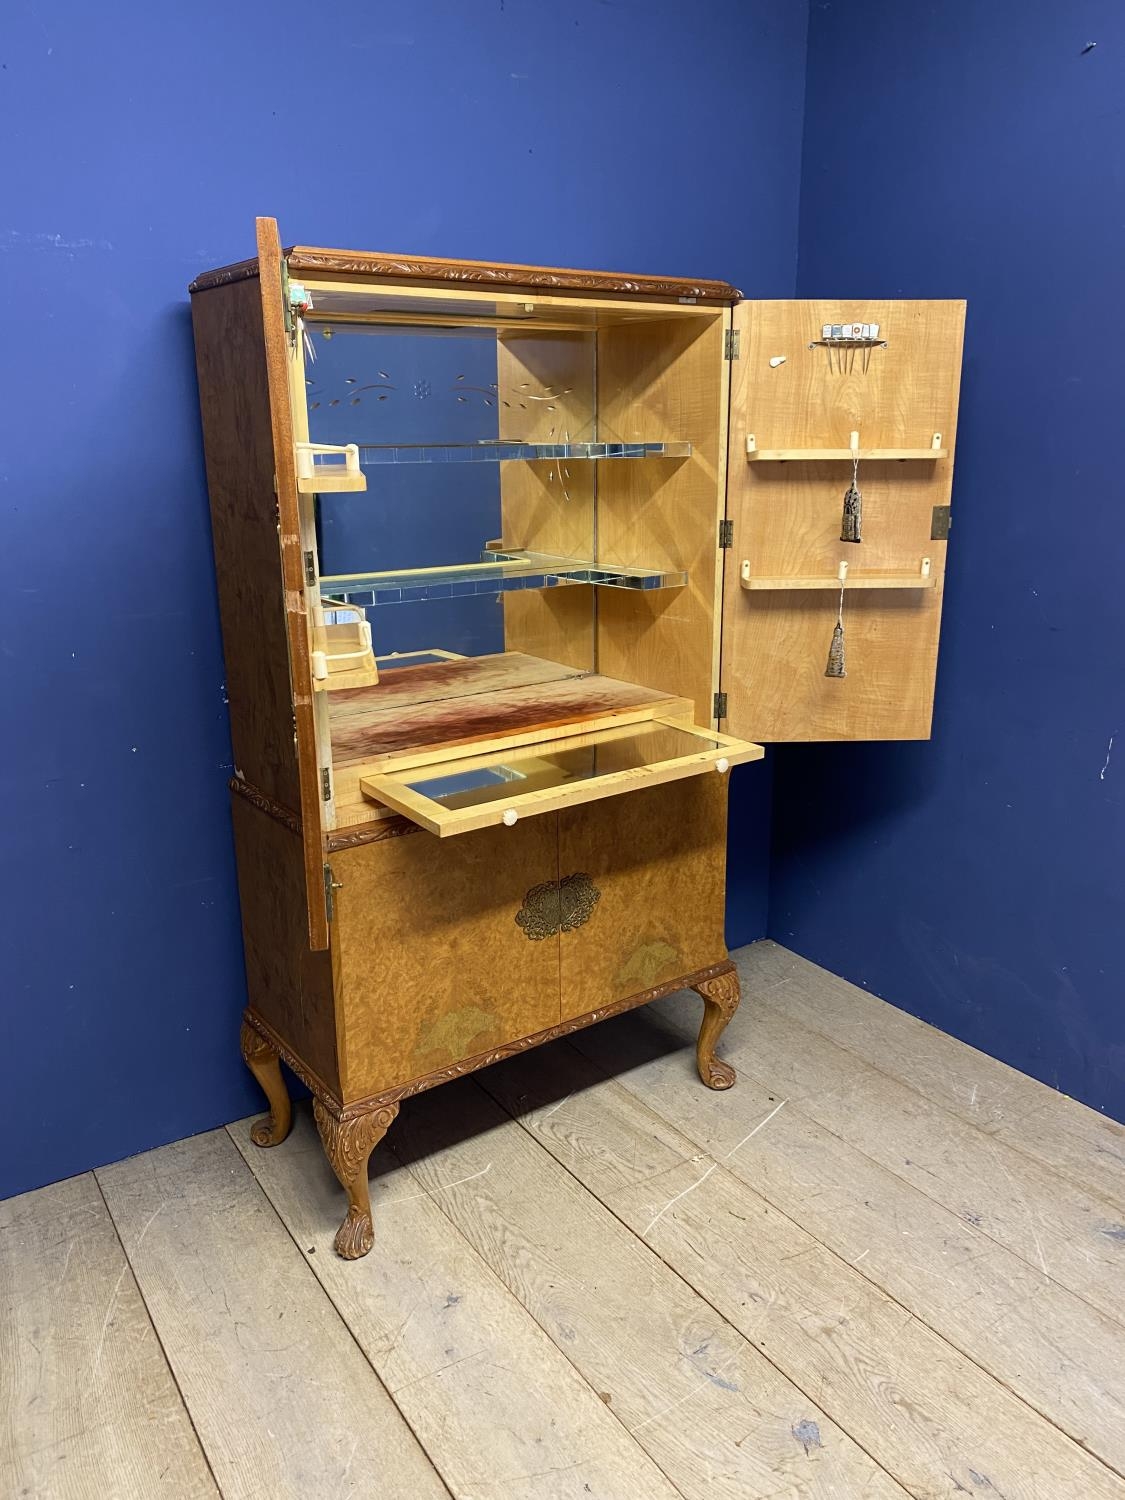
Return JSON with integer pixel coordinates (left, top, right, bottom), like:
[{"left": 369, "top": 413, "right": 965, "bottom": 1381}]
[
  {"left": 321, "top": 550, "right": 687, "bottom": 606},
  {"left": 353, "top": 439, "right": 691, "bottom": 466}
]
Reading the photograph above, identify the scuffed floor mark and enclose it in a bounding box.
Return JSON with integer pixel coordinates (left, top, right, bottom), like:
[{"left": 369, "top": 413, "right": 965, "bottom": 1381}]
[
  {"left": 792, "top": 1418, "right": 822, "bottom": 1456},
  {"left": 643, "top": 1099, "right": 789, "bottom": 1236},
  {"left": 1099, "top": 1223, "right": 1125, "bottom": 1243},
  {"left": 687, "top": 1341, "right": 739, "bottom": 1392},
  {"left": 968, "top": 1470, "right": 1012, "bottom": 1499},
  {"left": 1100, "top": 733, "right": 1115, "bottom": 780}
]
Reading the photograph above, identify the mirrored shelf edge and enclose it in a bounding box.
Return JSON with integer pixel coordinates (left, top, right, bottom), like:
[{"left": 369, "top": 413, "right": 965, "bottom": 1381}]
[
  {"left": 321, "top": 550, "right": 687, "bottom": 605},
  {"left": 344, "top": 439, "right": 692, "bottom": 466}
]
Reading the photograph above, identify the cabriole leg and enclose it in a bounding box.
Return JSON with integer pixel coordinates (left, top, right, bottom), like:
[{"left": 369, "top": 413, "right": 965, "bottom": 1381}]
[
  {"left": 692, "top": 968, "right": 741, "bottom": 1090},
  {"left": 239, "top": 1018, "right": 293, "bottom": 1146},
  {"left": 313, "top": 1100, "right": 399, "bottom": 1260}
]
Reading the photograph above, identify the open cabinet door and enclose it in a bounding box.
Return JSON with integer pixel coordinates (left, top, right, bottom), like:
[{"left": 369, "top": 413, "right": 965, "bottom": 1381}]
[
  {"left": 256, "top": 218, "right": 330, "bottom": 948},
  {"left": 720, "top": 300, "right": 965, "bottom": 741}
]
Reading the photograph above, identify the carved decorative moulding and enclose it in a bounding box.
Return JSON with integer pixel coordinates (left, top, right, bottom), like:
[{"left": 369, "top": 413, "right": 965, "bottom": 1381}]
[
  {"left": 516, "top": 873, "right": 600, "bottom": 941},
  {"left": 189, "top": 249, "right": 742, "bottom": 303}
]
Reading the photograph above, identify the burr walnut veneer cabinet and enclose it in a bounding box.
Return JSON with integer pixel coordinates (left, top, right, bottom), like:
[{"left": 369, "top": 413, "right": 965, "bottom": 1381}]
[{"left": 191, "top": 218, "right": 964, "bottom": 1258}]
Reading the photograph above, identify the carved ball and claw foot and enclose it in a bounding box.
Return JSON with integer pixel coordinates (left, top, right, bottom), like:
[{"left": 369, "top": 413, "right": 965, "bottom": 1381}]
[
  {"left": 313, "top": 1100, "right": 400, "bottom": 1260},
  {"left": 692, "top": 968, "right": 741, "bottom": 1090},
  {"left": 240, "top": 1019, "right": 293, "bottom": 1147}
]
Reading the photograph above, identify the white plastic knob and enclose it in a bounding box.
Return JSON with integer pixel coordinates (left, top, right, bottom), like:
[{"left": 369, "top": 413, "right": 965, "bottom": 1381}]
[
  {"left": 502, "top": 809, "right": 519, "bottom": 827},
  {"left": 311, "top": 650, "right": 328, "bottom": 681},
  {"left": 716, "top": 757, "right": 730, "bottom": 774}
]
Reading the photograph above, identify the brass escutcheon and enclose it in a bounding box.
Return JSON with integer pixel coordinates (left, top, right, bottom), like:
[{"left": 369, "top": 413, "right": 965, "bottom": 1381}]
[{"left": 516, "top": 872, "right": 600, "bottom": 941}]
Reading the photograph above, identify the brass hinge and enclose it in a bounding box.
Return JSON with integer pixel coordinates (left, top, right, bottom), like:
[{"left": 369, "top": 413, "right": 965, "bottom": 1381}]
[
  {"left": 304, "top": 550, "right": 317, "bottom": 587},
  {"left": 724, "top": 328, "right": 741, "bottom": 360},
  {"left": 713, "top": 691, "right": 728, "bottom": 720},
  {"left": 323, "top": 863, "right": 342, "bottom": 922},
  {"left": 931, "top": 505, "right": 952, "bottom": 541},
  {"left": 320, "top": 766, "right": 333, "bottom": 802},
  {"left": 719, "top": 518, "right": 734, "bottom": 549}
]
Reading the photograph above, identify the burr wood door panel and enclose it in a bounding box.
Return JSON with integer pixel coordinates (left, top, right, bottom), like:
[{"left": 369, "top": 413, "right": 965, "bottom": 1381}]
[
  {"left": 331, "top": 818, "right": 561, "bottom": 1102},
  {"left": 556, "top": 776, "right": 730, "bottom": 1022},
  {"left": 723, "top": 299, "right": 965, "bottom": 741}
]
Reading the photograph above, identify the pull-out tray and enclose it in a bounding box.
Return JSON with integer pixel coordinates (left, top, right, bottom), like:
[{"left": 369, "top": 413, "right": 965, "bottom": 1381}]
[{"left": 359, "top": 715, "right": 763, "bottom": 836}]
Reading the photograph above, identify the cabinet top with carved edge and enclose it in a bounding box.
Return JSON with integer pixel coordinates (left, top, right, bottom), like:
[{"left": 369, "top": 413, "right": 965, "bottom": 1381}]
[{"left": 189, "top": 246, "right": 741, "bottom": 305}]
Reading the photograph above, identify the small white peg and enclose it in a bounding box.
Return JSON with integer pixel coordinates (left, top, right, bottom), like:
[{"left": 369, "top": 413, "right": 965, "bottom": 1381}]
[
  {"left": 837, "top": 560, "right": 849, "bottom": 582},
  {"left": 769, "top": 356, "right": 786, "bottom": 368},
  {"left": 849, "top": 430, "right": 860, "bottom": 452},
  {"left": 931, "top": 432, "right": 942, "bottom": 450},
  {"left": 311, "top": 650, "right": 328, "bottom": 681},
  {"left": 716, "top": 757, "right": 730, "bottom": 774},
  {"left": 502, "top": 809, "right": 519, "bottom": 827},
  {"left": 920, "top": 557, "right": 932, "bottom": 577}
]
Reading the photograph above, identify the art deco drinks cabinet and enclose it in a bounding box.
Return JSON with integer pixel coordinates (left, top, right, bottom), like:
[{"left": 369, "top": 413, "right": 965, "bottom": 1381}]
[{"left": 190, "top": 219, "right": 965, "bottom": 1258}]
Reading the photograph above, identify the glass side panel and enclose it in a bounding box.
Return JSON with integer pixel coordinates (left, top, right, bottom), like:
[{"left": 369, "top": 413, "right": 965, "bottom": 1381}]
[{"left": 402, "top": 724, "right": 720, "bottom": 812}]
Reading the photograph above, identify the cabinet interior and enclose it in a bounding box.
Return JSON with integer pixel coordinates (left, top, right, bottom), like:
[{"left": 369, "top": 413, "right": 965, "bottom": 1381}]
[{"left": 288, "top": 277, "right": 745, "bottom": 836}]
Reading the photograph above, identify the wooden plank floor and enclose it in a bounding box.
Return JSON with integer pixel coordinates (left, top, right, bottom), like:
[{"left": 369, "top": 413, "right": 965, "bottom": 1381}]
[{"left": 4, "top": 941, "right": 1125, "bottom": 1499}]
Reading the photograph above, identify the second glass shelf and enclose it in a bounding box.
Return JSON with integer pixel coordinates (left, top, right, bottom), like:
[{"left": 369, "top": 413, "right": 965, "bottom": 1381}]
[
  {"left": 353, "top": 439, "right": 691, "bottom": 465},
  {"left": 321, "top": 550, "right": 687, "bottom": 606}
]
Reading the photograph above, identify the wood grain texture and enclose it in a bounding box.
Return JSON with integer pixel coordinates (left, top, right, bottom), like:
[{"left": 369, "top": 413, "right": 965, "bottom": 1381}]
[
  {"left": 96, "top": 1130, "right": 449, "bottom": 1500},
  {"left": 331, "top": 815, "right": 561, "bottom": 1101},
  {"left": 191, "top": 226, "right": 327, "bottom": 947},
  {"left": 742, "top": 940, "right": 1125, "bottom": 1216},
  {"left": 331, "top": 671, "right": 682, "bottom": 764},
  {"left": 723, "top": 300, "right": 965, "bottom": 741},
  {"left": 557, "top": 776, "right": 729, "bottom": 1019},
  {"left": 325, "top": 961, "right": 734, "bottom": 1116},
  {"left": 499, "top": 587, "right": 596, "bottom": 674},
  {"left": 0, "top": 1175, "right": 218, "bottom": 1500},
  {"left": 191, "top": 276, "right": 301, "bottom": 813},
  {"left": 233, "top": 1105, "right": 684, "bottom": 1500},
  {"left": 330, "top": 653, "right": 580, "bottom": 722},
  {"left": 231, "top": 793, "right": 339, "bottom": 1096},
  {"left": 483, "top": 1042, "right": 1125, "bottom": 1500},
  {"left": 396, "top": 1077, "right": 910, "bottom": 1500},
  {"left": 738, "top": 983, "right": 1125, "bottom": 1331},
  {"left": 568, "top": 977, "right": 1125, "bottom": 1480},
  {"left": 596, "top": 314, "right": 729, "bottom": 724}
]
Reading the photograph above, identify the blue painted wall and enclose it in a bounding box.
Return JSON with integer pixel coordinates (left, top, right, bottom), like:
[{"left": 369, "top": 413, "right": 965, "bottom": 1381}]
[
  {"left": 771, "top": 0, "right": 1125, "bottom": 1119},
  {"left": 0, "top": 0, "right": 805, "bottom": 1198}
]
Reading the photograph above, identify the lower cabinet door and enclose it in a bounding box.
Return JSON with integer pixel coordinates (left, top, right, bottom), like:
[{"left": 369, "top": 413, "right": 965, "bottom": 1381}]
[
  {"left": 332, "top": 815, "right": 561, "bottom": 1101},
  {"left": 557, "top": 776, "right": 729, "bottom": 1022}
]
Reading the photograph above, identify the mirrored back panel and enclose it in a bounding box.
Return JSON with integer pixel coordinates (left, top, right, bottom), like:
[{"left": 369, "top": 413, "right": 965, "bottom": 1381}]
[{"left": 305, "top": 318, "right": 598, "bottom": 673}]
